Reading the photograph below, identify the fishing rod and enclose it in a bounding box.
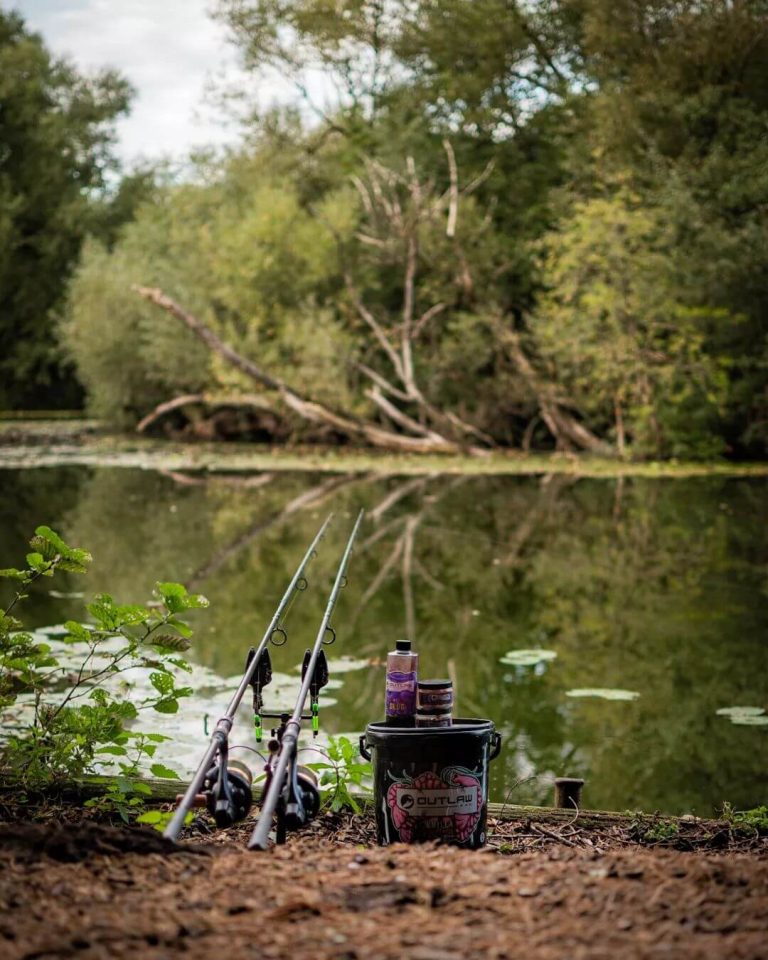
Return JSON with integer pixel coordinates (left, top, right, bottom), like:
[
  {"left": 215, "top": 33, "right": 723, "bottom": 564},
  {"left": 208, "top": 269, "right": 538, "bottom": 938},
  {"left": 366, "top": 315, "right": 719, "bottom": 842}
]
[
  {"left": 249, "top": 509, "right": 365, "bottom": 850},
  {"left": 163, "top": 514, "right": 333, "bottom": 842}
]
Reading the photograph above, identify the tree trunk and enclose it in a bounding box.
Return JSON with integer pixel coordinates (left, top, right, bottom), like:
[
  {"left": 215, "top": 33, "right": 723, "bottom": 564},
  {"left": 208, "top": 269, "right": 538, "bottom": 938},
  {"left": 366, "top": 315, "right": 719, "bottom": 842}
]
[
  {"left": 502, "top": 329, "right": 609, "bottom": 453},
  {"left": 133, "top": 286, "right": 472, "bottom": 455}
]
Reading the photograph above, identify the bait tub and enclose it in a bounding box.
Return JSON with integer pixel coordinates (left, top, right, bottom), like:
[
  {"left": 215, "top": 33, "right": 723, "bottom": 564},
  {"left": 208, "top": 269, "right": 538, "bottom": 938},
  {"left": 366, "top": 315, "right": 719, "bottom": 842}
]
[{"left": 360, "top": 719, "right": 502, "bottom": 849}]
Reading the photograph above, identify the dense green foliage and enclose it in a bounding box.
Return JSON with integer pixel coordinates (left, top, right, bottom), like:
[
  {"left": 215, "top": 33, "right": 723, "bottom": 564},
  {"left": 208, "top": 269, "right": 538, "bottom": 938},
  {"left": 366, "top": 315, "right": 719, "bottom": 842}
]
[
  {"left": 0, "top": 12, "right": 137, "bottom": 409},
  {"left": 0, "top": 524, "right": 206, "bottom": 818},
  {"left": 11, "top": 3, "right": 768, "bottom": 457}
]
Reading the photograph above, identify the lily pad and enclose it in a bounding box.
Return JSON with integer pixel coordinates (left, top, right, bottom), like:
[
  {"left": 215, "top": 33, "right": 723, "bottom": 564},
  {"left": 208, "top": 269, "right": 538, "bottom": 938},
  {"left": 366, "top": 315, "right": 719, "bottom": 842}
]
[
  {"left": 499, "top": 649, "right": 558, "bottom": 667},
  {"left": 566, "top": 688, "right": 640, "bottom": 701},
  {"left": 729, "top": 715, "right": 768, "bottom": 727},
  {"left": 716, "top": 706, "right": 765, "bottom": 718}
]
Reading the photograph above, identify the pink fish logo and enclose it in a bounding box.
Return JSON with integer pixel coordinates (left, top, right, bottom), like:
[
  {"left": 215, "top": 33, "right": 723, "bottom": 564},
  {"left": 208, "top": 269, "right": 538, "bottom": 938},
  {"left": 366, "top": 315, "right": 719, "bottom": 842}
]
[{"left": 386, "top": 767, "right": 482, "bottom": 843}]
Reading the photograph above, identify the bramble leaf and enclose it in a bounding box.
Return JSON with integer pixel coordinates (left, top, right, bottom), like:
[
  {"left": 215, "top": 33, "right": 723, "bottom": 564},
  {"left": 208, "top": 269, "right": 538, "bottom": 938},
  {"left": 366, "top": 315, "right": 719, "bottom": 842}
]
[
  {"left": 137, "top": 810, "right": 163, "bottom": 824},
  {"left": 150, "top": 672, "right": 174, "bottom": 695},
  {"left": 147, "top": 634, "right": 191, "bottom": 652},
  {"left": 155, "top": 582, "right": 209, "bottom": 614},
  {"left": 150, "top": 763, "right": 180, "bottom": 780},
  {"left": 153, "top": 698, "right": 179, "bottom": 714}
]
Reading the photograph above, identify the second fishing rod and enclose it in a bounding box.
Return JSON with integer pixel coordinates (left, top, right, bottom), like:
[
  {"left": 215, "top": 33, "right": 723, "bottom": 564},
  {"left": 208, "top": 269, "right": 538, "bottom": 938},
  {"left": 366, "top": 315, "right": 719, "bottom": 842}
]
[
  {"left": 249, "top": 509, "right": 364, "bottom": 850},
  {"left": 163, "top": 514, "right": 333, "bottom": 842}
]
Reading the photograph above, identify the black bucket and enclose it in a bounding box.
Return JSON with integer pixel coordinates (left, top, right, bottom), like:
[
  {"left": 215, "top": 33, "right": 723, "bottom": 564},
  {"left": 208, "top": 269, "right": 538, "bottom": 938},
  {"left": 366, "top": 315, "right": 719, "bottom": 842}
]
[{"left": 360, "top": 719, "right": 501, "bottom": 848}]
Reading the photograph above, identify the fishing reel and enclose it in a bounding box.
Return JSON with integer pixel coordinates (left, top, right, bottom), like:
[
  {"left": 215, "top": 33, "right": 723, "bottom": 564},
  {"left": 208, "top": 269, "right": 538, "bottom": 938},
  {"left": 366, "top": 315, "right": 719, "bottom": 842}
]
[
  {"left": 198, "top": 644, "right": 274, "bottom": 829},
  {"left": 203, "top": 754, "right": 253, "bottom": 828},
  {"left": 284, "top": 763, "right": 321, "bottom": 832},
  {"left": 260, "top": 648, "right": 329, "bottom": 842},
  {"left": 265, "top": 729, "right": 321, "bottom": 841}
]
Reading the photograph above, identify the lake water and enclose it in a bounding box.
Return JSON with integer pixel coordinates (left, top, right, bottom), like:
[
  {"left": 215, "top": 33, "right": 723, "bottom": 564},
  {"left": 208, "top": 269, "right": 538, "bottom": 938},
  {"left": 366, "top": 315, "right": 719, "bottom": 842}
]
[{"left": 1, "top": 464, "right": 766, "bottom": 815}]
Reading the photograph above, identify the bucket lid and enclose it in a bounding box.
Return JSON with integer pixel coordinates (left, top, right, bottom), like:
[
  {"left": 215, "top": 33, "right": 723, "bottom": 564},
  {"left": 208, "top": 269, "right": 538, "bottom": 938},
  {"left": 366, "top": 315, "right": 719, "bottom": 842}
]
[{"left": 365, "top": 718, "right": 495, "bottom": 741}]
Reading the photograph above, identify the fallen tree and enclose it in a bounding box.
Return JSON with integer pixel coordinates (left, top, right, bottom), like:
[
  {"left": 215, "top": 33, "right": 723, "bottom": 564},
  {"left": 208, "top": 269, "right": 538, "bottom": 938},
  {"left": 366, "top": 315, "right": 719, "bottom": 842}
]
[
  {"left": 133, "top": 149, "right": 604, "bottom": 456},
  {"left": 133, "top": 286, "right": 485, "bottom": 455},
  {"left": 500, "top": 328, "right": 608, "bottom": 454}
]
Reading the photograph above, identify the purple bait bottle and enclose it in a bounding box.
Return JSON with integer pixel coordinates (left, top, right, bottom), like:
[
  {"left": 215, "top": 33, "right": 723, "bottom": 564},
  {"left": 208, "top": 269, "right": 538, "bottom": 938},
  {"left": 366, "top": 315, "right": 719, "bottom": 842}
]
[{"left": 385, "top": 639, "right": 418, "bottom": 726}]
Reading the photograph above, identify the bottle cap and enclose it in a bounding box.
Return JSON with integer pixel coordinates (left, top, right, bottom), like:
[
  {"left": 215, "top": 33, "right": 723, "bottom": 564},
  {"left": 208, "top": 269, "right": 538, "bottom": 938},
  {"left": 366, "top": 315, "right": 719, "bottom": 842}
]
[
  {"left": 417, "top": 679, "right": 451, "bottom": 688},
  {"left": 395, "top": 639, "right": 411, "bottom": 652}
]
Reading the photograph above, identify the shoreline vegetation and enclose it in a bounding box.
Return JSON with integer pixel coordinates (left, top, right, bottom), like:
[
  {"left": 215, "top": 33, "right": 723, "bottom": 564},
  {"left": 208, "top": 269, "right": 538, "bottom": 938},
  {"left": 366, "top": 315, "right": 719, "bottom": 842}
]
[
  {"left": 1, "top": 420, "right": 767, "bottom": 479},
  {"left": 3, "top": 771, "right": 766, "bottom": 848}
]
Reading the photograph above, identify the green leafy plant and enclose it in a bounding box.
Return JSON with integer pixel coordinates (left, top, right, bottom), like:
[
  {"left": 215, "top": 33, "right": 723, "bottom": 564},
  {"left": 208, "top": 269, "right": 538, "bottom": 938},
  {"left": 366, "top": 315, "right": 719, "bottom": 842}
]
[
  {"left": 722, "top": 803, "right": 768, "bottom": 835},
  {"left": 307, "top": 735, "right": 372, "bottom": 814},
  {"left": 0, "top": 526, "right": 206, "bottom": 819},
  {"left": 640, "top": 819, "right": 681, "bottom": 843},
  {"left": 136, "top": 808, "right": 193, "bottom": 833}
]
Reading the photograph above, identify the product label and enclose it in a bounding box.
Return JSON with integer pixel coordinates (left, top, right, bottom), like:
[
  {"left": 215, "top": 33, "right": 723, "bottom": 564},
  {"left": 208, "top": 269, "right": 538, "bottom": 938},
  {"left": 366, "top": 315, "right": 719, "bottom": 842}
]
[
  {"left": 393, "top": 784, "right": 479, "bottom": 817},
  {"left": 418, "top": 689, "right": 453, "bottom": 708},
  {"left": 386, "top": 767, "right": 483, "bottom": 843},
  {"left": 415, "top": 713, "right": 452, "bottom": 727},
  {"left": 386, "top": 670, "right": 417, "bottom": 719}
]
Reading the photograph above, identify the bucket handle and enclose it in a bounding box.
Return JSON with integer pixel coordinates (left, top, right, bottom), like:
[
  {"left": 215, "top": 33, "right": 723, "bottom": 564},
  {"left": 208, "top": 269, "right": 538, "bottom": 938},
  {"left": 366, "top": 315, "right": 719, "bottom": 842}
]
[
  {"left": 489, "top": 731, "right": 502, "bottom": 761},
  {"left": 359, "top": 734, "right": 372, "bottom": 761}
]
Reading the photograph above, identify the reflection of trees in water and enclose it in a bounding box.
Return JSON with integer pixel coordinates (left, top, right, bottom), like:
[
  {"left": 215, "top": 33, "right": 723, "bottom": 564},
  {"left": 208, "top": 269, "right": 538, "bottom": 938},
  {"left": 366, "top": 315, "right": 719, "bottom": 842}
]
[
  {"left": 35, "top": 466, "right": 768, "bottom": 814},
  {"left": 343, "top": 475, "right": 768, "bottom": 814},
  {"left": 519, "top": 478, "right": 768, "bottom": 813},
  {"left": 0, "top": 467, "right": 88, "bottom": 627},
  {"left": 185, "top": 473, "right": 358, "bottom": 590}
]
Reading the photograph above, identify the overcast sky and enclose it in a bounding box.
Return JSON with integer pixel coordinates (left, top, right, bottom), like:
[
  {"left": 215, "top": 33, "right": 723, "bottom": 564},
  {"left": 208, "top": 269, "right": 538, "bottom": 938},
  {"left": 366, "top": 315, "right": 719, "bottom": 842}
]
[{"left": 8, "top": 0, "right": 301, "bottom": 165}]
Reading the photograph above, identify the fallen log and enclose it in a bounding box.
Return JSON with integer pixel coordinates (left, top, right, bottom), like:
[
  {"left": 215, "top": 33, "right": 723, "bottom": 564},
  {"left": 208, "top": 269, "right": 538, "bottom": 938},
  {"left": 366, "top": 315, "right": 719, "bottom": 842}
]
[
  {"left": 501, "top": 328, "right": 609, "bottom": 453},
  {"left": 0, "top": 772, "right": 740, "bottom": 838},
  {"left": 136, "top": 392, "right": 277, "bottom": 435},
  {"left": 133, "top": 286, "right": 473, "bottom": 455}
]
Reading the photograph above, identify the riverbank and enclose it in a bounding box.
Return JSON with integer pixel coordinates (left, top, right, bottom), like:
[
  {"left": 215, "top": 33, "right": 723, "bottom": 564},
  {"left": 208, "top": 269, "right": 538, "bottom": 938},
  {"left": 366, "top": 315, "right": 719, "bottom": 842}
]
[
  {"left": 1, "top": 420, "right": 767, "bottom": 478},
  {"left": 1, "top": 811, "right": 765, "bottom": 959}
]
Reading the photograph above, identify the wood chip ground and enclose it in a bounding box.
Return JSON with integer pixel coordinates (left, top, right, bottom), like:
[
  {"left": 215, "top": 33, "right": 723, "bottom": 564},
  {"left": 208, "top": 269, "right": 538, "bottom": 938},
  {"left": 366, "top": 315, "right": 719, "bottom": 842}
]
[{"left": 0, "top": 812, "right": 765, "bottom": 960}]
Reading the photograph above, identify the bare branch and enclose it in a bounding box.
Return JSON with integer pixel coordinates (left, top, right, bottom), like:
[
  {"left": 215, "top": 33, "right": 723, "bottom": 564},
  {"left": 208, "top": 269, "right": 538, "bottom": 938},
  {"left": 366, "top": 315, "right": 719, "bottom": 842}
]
[
  {"left": 462, "top": 159, "right": 496, "bottom": 196},
  {"left": 366, "top": 386, "right": 444, "bottom": 441},
  {"left": 356, "top": 536, "right": 404, "bottom": 616},
  {"left": 507, "top": 3, "right": 568, "bottom": 86},
  {"left": 356, "top": 362, "right": 411, "bottom": 402},
  {"left": 187, "top": 474, "right": 355, "bottom": 590},
  {"left": 414, "top": 557, "right": 445, "bottom": 591},
  {"left": 134, "top": 287, "right": 284, "bottom": 393},
  {"left": 369, "top": 476, "right": 431, "bottom": 523},
  {"left": 136, "top": 394, "right": 204, "bottom": 434},
  {"left": 413, "top": 302, "right": 448, "bottom": 339},
  {"left": 134, "top": 285, "right": 465, "bottom": 454},
  {"left": 355, "top": 231, "right": 390, "bottom": 249},
  {"left": 501, "top": 325, "right": 608, "bottom": 453},
  {"left": 350, "top": 174, "right": 374, "bottom": 216},
  {"left": 344, "top": 276, "right": 406, "bottom": 383},
  {"left": 443, "top": 139, "right": 459, "bottom": 238},
  {"left": 402, "top": 515, "right": 418, "bottom": 640},
  {"left": 400, "top": 233, "right": 418, "bottom": 392},
  {"left": 136, "top": 392, "right": 274, "bottom": 434}
]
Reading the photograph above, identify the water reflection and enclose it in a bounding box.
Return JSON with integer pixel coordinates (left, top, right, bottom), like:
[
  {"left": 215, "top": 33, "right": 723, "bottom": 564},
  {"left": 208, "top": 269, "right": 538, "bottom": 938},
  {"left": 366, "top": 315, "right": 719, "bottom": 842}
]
[{"left": 1, "top": 466, "right": 766, "bottom": 815}]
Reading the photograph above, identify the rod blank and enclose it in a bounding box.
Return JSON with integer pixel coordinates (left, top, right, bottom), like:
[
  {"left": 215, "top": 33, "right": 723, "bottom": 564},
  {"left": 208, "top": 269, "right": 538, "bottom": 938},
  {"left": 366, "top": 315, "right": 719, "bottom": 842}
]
[
  {"left": 249, "top": 509, "right": 365, "bottom": 850},
  {"left": 163, "top": 514, "right": 333, "bottom": 841}
]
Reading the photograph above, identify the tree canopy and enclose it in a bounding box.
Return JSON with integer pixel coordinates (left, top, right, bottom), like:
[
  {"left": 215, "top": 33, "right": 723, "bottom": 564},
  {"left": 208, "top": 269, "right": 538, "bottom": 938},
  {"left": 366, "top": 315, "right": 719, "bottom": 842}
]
[
  {"left": 0, "top": 11, "right": 132, "bottom": 408},
  {"left": 14, "top": 2, "right": 768, "bottom": 458}
]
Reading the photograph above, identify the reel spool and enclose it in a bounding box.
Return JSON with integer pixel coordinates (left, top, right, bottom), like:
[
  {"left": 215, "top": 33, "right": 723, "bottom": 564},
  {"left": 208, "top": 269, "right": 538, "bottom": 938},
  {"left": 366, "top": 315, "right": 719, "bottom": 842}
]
[
  {"left": 204, "top": 758, "right": 253, "bottom": 828},
  {"left": 284, "top": 764, "right": 320, "bottom": 831}
]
